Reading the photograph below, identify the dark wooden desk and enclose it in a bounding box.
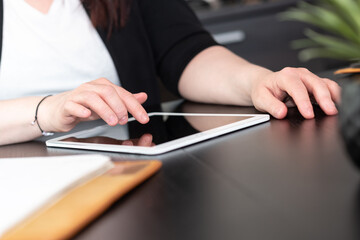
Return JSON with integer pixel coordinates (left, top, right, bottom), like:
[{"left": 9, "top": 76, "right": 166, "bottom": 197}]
[{"left": 1, "top": 102, "right": 358, "bottom": 240}]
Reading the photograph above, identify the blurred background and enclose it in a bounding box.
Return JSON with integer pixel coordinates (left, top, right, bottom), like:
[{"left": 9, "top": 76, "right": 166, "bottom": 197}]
[
  {"left": 187, "top": 0, "right": 285, "bottom": 11},
  {"left": 187, "top": 0, "right": 347, "bottom": 72}
]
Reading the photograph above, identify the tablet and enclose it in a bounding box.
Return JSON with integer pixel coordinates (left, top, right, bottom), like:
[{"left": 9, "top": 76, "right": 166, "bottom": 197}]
[{"left": 46, "top": 112, "right": 269, "bottom": 155}]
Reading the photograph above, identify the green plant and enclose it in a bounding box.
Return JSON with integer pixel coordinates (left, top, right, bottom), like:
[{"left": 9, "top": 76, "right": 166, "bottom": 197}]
[{"left": 279, "top": 0, "right": 360, "bottom": 62}]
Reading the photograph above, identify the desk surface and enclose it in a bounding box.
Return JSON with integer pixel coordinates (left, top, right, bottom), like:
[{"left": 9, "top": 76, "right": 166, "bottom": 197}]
[{"left": 0, "top": 102, "right": 358, "bottom": 240}]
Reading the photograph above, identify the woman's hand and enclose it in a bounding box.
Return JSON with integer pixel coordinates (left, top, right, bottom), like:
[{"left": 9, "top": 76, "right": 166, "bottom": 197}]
[
  {"left": 39, "top": 78, "right": 149, "bottom": 133},
  {"left": 250, "top": 67, "right": 340, "bottom": 119},
  {"left": 179, "top": 46, "right": 341, "bottom": 119}
]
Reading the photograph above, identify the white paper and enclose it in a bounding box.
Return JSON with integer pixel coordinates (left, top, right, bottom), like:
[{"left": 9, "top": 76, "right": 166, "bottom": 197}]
[{"left": 0, "top": 154, "right": 113, "bottom": 236}]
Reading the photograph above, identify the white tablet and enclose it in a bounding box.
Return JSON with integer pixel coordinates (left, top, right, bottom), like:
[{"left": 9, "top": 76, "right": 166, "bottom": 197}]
[{"left": 46, "top": 112, "right": 269, "bottom": 155}]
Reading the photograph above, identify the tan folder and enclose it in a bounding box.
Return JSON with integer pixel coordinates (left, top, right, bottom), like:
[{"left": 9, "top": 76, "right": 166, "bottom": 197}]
[{"left": 1, "top": 160, "right": 162, "bottom": 240}]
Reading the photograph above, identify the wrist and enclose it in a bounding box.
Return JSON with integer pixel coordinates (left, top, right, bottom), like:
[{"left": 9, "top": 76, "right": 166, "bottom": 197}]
[
  {"left": 229, "top": 62, "right": 272, "bottom": 105},
  {"left": 34, "top": 95, "right": 55, "bottom": 135},
  {"left": 249, "top": 65, "right": 273, "bottom": 98}
]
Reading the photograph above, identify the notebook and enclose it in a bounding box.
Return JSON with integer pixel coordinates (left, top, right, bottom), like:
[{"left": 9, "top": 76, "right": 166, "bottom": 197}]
[
  {"left": 0, "top": 155, "right": 162, "bottom": 240},
  {"left": 0, "top": 154, "right": 113, "bottom": 237}
]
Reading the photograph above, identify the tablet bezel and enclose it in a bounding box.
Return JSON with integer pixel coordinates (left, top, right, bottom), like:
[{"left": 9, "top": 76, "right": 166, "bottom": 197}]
[{"left": 46, "top": 112, "right": 270, "bottom": 155}]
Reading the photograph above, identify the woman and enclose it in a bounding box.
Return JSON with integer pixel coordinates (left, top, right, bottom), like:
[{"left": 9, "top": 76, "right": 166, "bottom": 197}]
[{"left": 0, "top": 0, "right": 340, "bottom": 145}]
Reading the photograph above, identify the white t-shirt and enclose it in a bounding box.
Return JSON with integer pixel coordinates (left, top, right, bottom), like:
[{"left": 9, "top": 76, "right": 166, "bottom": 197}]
[{"left": 0, "top": 0, "right": 120, "bottom": 100}]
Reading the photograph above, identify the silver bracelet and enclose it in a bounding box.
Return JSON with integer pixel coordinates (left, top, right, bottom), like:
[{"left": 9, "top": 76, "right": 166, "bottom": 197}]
[{"left": 31, "top": 95, "right": 54, "bottom": 136}]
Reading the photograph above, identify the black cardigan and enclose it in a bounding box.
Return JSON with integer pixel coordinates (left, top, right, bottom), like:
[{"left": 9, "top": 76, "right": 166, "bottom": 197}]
[{"left": 0, "top": 0, "right": 217, "bottom": 106}]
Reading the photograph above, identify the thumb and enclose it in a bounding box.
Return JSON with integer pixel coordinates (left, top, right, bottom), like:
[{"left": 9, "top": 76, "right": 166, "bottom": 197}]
[{"left": 253, "top": 88, "right": 288, "bottom": 119}]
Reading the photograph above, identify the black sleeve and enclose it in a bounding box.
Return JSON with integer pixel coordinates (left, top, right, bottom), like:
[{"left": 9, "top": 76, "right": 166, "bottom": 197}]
[{"left": 138, "top": 0, "right": 218, "bottom": 96}]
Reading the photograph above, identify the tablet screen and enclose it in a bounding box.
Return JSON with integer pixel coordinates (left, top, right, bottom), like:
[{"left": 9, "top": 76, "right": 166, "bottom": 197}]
[{"left": 59, "top": 114, "right": 253, "bottom": 147}]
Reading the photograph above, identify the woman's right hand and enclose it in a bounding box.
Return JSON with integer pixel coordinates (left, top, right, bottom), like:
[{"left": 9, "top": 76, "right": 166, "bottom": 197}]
[{"left": 38, "top": 78, "right": 149, "bottom": 133}]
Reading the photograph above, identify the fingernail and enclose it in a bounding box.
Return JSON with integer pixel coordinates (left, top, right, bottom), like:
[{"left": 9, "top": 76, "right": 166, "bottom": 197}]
[
  {"left": 141, "top": 113, "right": 149, "bottom": 123},
  {"left": 82, "top": 109, "right": 90, "bottom": 117},
  {"left": 327, "top": 101, "right": 338, "bottom": 114},
  {"left": 305, "top": 105, "right": 314, "bottom": 118},
  {"left": 109, "top": 115, "right": 118, "bottom": 125},
  {"left": 119, "top": 116, "right": 128, "bottom": 125},
  {"left": 276, "top": 107, "right": 286, "bottom": 119}
]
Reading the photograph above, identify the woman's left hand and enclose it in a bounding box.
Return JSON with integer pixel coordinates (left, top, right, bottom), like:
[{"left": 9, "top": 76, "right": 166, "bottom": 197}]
[
  {"left": 179, "top": 46, "right": 341, "bottom": 119},
  {"left": 250, "top": 67, "right": 341, "bottom": 119}
]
